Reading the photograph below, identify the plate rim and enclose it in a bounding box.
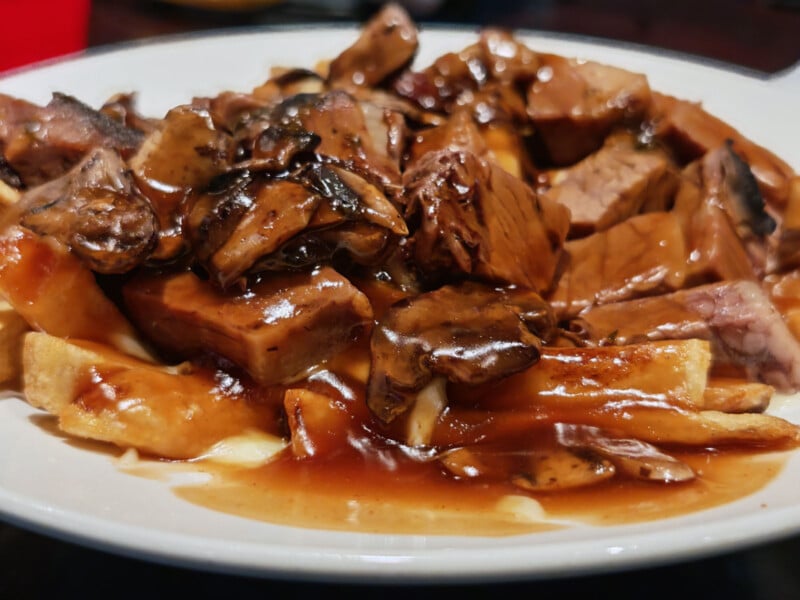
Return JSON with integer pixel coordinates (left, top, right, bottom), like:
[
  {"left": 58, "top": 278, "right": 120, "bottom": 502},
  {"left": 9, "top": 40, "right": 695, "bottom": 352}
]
[{"left": 0, "top": 25, "right": 799, "bottom": 583}]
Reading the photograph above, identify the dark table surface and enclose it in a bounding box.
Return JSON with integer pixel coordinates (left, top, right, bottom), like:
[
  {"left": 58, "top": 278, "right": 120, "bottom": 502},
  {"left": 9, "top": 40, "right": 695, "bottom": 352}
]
[{"left": 3, "top": 1, "right": 800, "bottom": 598}]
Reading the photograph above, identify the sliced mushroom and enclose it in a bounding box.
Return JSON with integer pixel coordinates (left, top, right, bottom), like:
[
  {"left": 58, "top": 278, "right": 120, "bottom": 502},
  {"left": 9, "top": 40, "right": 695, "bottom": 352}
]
[
  {"left": 555, "top": 423, "right": 695, "bottom": 483},
  {"left": 328, "top": 3, "right": 418, "bottom": 88},
  {"left": 18, "top": 147, "right": 158, "bottom": 273},
  {"left": 130, "top": 105, "right": 235, "bottom": 260},
  {"left": 367, "top": 282, "right": 556, "bottom": 423},
  {"left": 439, "top": 445, "right": 616, "bottom": 492}
]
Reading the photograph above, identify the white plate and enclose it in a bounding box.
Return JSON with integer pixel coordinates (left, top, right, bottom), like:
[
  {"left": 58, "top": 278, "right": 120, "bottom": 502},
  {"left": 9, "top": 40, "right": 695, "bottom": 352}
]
[{"left": 1, "top": 27, "right": 799, "bottom": 584}]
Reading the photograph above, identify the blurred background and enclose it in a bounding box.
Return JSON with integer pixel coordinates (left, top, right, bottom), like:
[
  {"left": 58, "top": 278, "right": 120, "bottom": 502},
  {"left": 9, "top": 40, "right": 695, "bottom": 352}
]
[{"left": 1, "top": 0, "right": 799, "bottom": 73}]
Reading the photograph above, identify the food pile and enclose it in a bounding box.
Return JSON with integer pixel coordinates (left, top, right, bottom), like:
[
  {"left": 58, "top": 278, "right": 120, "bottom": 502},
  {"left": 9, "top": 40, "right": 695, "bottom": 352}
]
[{"left": 0, "top": 4, "right": 799, "bottom": 507}]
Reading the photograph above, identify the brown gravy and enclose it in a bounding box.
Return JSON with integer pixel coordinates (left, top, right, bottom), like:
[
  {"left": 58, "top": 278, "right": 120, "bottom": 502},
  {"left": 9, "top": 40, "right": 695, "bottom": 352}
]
[
  {"left": 122, "top": 446, "right": 788, "bottom": 536},
  {"left": 108, "top": 343, "right": 793, "bottom": 536}
]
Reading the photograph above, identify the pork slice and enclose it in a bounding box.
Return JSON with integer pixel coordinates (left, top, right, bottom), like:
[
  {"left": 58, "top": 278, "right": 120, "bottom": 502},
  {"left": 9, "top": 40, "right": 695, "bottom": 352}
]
[
  {"left": 403, "top": 149, "right": 570, "bottom": 292},
  {"left": 123, "top": 267, "right": 373, "bottom": 385},
  {"left": 651, "top": 93, "right": 795, "bottom": 209},
  {"left": 576, "top": 280, "right": 800, "bottom": 392},
  {"left": 542, "top": 131, "right": 679, "bottom": 237},
  {"left": 527, "top": 55, "right": 651, "bottom": 166},
  {"left": 548, "top": 211, "right": 687, "bottom": 319}
]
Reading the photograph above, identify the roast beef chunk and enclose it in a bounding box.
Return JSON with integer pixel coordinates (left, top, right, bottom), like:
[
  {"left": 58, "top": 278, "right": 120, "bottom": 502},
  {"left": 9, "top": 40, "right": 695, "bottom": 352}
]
[
  {"left": 18, "top": 148, "right": 158, "bottom": 274},
  {"left": 393, "top": 45, "right": 484, "bottom": 113},
  {"left": 650, "top": 93, "right": 795, "bottom": 208},
  {"left": 328, "top": 3, "right": 418, "bottom": 88},
  {"left": 367, "top": 282, "right": 555, "bottom": 423},
  {"left": 548, "top": 212, "right": 687, "bottom": 319},
  {"left": 130, "top": 105, "right": 235, "bottom": 260},
  {"left": 403, "top": 149, "right": 569, "bottom": 292},
  {"left": 392, "top": 29, "right": 538, "bottom": 117},
  {"left": 674, "top": 143, "right": 776, "bottom": 282},
  {"left": 776, "top": 177, "right": 800, "bottom": 271},
  {"left": 406, "top": 110, "right": 489, "bottom": 167},
  {"left": 123, "top": 267, "right": 373, "bottom": 385},
  {"left": 0, "top": 93, "right": 143, "bottom": 187},
  {"left": 526, "top": 55, "right": 651, "bottom": 166},
  {"left": 575, "top": 280, "right": 800, "bottom": 392},
  {"left": 541, "top": 131, "right": 679, "bottom": 237}
]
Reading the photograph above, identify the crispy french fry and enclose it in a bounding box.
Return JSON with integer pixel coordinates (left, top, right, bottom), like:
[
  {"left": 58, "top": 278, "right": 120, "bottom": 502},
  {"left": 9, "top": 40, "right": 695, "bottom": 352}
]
[
  {"left": 586, "top": 405, "right": 800, "bottom": 447},
  {"left": 0, "top": 300, "right": 28, "bottom": 385},
  {"left": 0, "top": 226, "right": 152, "bottom": 360},
  {"left": 23, "top": 332, "right": 284, "bottom": 459},
  {"left": 703, "top": 378, "right": 773, "bottom": 413},
  {"left": 456, "top": 339, "right": 711, "bottom": 411}
]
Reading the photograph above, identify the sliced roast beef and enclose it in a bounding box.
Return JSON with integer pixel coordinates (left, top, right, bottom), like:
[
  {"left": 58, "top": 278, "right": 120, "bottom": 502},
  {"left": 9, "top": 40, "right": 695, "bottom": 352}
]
[
  {"left": 548, "top": 211, "right": 687, "bottom": 319},
  {"left": 673, "top": 143, "right": 775, "bottom": 283},
  {"left": 123, "top": 267, "right": 373, "bottom": 385},
  {"left": 367, "top": 282, "right": 556, "bottom": 423},
  {"left": 650, "top": 93, "right": 795, "bottom": 208},
  {"left": 403, "top": 149, "right": 569, "bottom": 291},
  {"left": 328, "top": 3, "right": 418, "bottom": 88},
  {"left": 526, "top": 55, "right": 651, "bottom": 166},
  {"left": 575, "top": 280, "right": 800, "bottom": 392},
  {"left": 776, "top": 176, "right": 800, "bottom": 271},
  {"left": 392, "top": 29, "right": 539, "bottom": 117},
  {"left": 17, "top": 147, "right": 158, "bottom": 273},
  {"left": 0, "top": 93, "right": 143, "bottom": 187},
  {"left": 541, "top": 131, "right": 679, "bottom": 237},
  {"left": 405, "top": 110, "right": 489, "bottom": 167}
]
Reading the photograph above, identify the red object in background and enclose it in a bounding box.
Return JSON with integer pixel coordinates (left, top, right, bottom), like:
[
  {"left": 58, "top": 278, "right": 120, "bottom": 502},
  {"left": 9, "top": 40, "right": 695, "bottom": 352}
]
[{"left": 0, "top": 0, "right": 91, "bottom": 73}]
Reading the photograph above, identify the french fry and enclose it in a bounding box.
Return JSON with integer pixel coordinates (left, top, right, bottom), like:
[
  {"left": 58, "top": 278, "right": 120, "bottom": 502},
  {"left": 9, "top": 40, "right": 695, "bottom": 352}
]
[
  {"left": 455, "top": 339, "right": 711, "bottom": 411},
  {"left": 0, "top": 226, "right": 152, "bottom": 360},
  {"left": 0, "top": 300, "right": 28, "bottom": 385},
  {"left": 594, "top": 406, "right": 800, "bottom": 447},
  {"left": 23, "top": 332, "right": 284, "bottom": 459},
  {"left": 0, "top": 180, "right": 20, "bottom": 207},
  {"left": 703, "top": 378, "right": 773, "bottom": 413}
]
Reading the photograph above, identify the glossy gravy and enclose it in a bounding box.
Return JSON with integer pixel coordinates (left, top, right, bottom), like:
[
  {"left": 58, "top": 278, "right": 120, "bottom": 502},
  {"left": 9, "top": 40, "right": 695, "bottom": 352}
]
[
  {"left": 115, "top": 343, "right": 790, "bottom": 536},
  {"left": 125, "top": 445, "right": 786, "bottom": 536}
]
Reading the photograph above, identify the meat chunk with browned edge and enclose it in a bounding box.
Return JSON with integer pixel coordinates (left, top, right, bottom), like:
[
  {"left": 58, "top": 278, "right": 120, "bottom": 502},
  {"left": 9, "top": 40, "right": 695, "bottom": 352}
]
[
  {"left": 123, "top": 267, "right": 373, "bottom": 385},
  {"left": 527, "top": 55, "right": 651, "bottom": 166},
  {"left": 542, "top": 131, "right": 679, "bottom": 237},
  {"left": 403, "top": 149, "right": 570, "bottom": 292},
  {"left": 367, "top": 282, "right": 556, "bottom": 423},
  {"left": 674, "top": 141, "right": 776, "bottom": 282},
  {"left": 0, "top": 93, "right": 143, "bottom": 187},
  {"left": 548, "top": 211, "right": 687, "bottom": 319},
  {"left": 651, "top": 93, "right": 795, "bottom": 208},
  {"left": 575, "top": 280, "right": 800, "bottom": 392}
]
